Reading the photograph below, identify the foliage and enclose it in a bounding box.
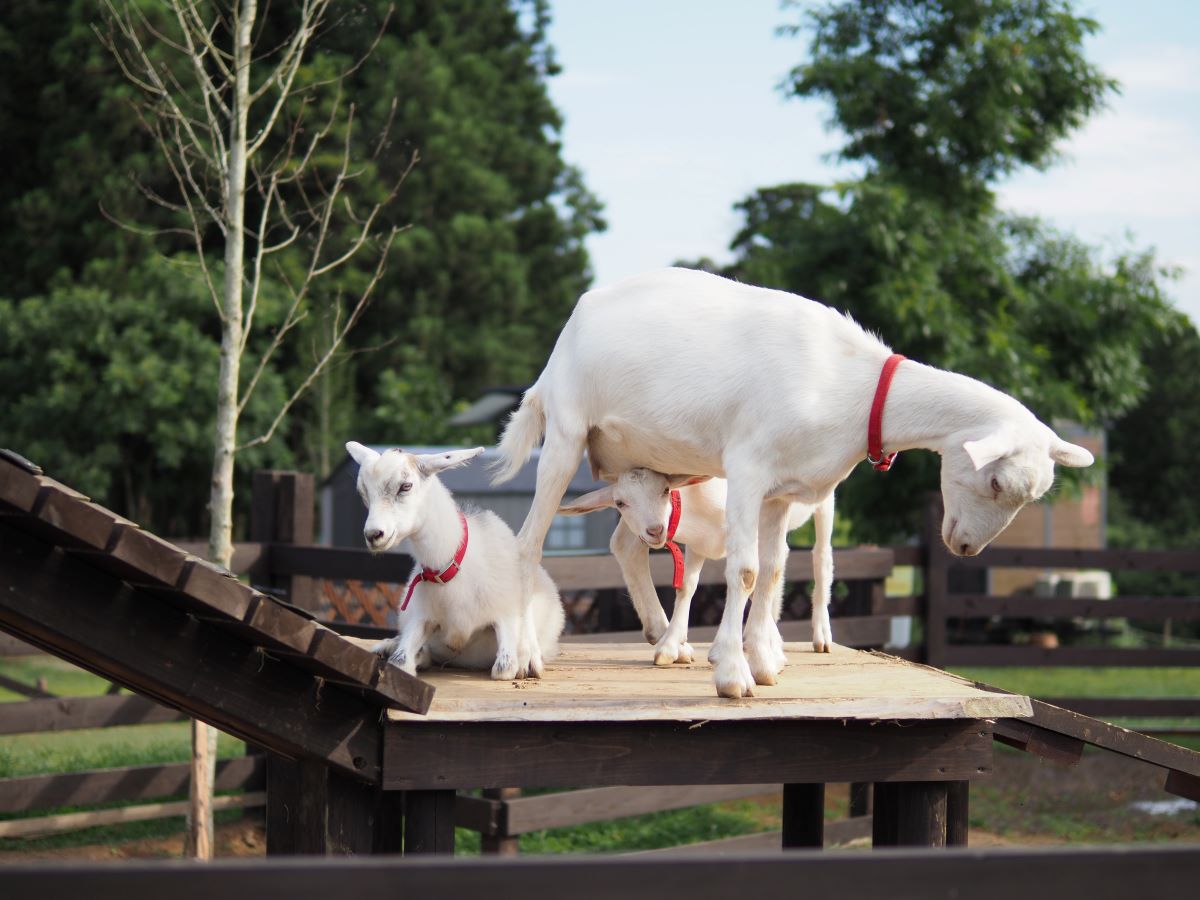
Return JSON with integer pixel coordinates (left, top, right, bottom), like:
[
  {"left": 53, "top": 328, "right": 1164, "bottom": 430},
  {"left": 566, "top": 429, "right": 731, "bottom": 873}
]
[
  {"left": 0, "top": 1, "right": 600, "bottom": 531},
  {"left": 0, "top": 257, "right": 292, "bottom": 534},
  {"left": 684, "top": 0, "right": 1179, "bottom": 543},
  {"left": 781, "top": 0, "right": 1115, "bottom": 209}
]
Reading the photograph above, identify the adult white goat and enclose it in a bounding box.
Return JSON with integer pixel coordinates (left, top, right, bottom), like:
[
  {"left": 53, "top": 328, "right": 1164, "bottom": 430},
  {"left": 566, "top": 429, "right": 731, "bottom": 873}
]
[
  {"left": 558, "top": 468, "right": 835, "bottom": 672},
  {"left": 493, "top": 267, "right": 1094, "bottom": 698},
  {"left": 346, "top": 441, "right": 564, "bottom": 680}
]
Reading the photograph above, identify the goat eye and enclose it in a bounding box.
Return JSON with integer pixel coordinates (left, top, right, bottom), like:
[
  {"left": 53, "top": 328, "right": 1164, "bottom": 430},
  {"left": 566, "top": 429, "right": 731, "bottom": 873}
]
[
  {"left": 398, "top": 482, "right": 412, "bottom": 495},
  {"left": 990, "top": 477, "right": 1001, "bottom": 494},
  {"left": 615, "top": 500, "right": 626, "bottom": 509}
]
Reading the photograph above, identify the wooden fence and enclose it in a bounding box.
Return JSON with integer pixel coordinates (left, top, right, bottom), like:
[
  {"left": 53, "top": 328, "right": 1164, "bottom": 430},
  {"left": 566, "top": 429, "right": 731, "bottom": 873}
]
[{"left": 4, "top": 474, "right": 1200, "bottom": 846}]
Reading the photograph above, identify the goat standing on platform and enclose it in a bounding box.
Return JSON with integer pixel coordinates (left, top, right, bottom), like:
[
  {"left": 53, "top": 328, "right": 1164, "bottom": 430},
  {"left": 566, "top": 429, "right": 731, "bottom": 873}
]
[
  {"left": 346, "top": 442, "right": 564, "bottom": 680},
  {"left": 559, "top": 469, "right": 835, "bottom": 671},
  {"left": 491, "top": 267, "right": 1094, "bottom": 699}
]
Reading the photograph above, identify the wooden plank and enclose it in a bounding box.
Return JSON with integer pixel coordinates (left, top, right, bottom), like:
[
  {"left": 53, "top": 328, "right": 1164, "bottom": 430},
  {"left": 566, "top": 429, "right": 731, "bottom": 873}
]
[
  {"left": 781, "top": 783, "right": 824, "bottom": 848},
  {"left": 404, "top": 789, "right": 456, "bottom": 855},
  {"left": 944, "top": 594, "right": 1200, "bottom": 620},
  {"left": 504, "top": 784, "right": 780, "bottom": 835},
  {"left": 269, "top": 545, "right": 895, "bottom": 591},
  {"left": 32, "top": 483, "right": 124, "bottom": 550},
  {"left": 5, "top": 846, "right": 1200, "bottom": 900},
  {"left": 0, "top": 458, "right": 44, "bottom": 513},
  {"left": 0, "top": 672, "right": 56, "bottom": 699},
  {"left": 0, "top": 791, "right": 266, "bottom": 840},
  {"left": 0, "top": 527, "right": 386, "bottom": 780},
  {"left": 1022, "top": 698, "right": 1200, "bottom": 778},
  {"left": 266, "top": 755, "right": 389, "bottom": 855},
  {"left": 1164, "top": 770, "right": 1200, "bottom": 802},
  {"left": 948, "top": 546, "right": 1200, "bottom": 573},
  {"left": 943, "top": 646, "right": 1200, "bottom": 667},
  {"left": 1040, "top": 698, "right": 1200, "bottom": 718},
  {"left": 384, "top": 719, "right": 994, "bottom": 790},
  {"left": 992, "top": 719, "right": 1086, "bottom": 766},
  {"left": 0, "top": 694, "right": 185, "bottom": 735},
  {"left": 379, "top": 643, "right": 1028, "bottom": 724},
  {"left": 455, "top": 793, "right": 504, "bottom": 838},
  {"left": 100, "top": 522, "right": 189, "bottom": 587},
  {"left": 0, "top": 756, "right": 264, "bottom": 815},
  {"left": 173, "top": 541, "right": 265, "bottom": 576},
  {"left": 175, "top": 558, "right": 258, "bottom": 622}
]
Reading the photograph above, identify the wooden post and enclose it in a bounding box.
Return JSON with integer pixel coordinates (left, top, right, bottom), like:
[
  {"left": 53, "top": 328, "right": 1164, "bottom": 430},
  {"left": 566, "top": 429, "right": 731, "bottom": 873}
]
[
  {"left": 924, "top": 494, "right": 949, "bottom": 668},
  {"left": 266, "top": 755, "right": 392, "bottom": 855},
  {"left": 872, "top": 781, "right": 948, "bottom": 848},
  {"left": 251, "top": 471, "right": 317, "bottom": 613},
  {"left": 403, "top": 789, "right": 456, "bottom": 854},
  {"left": 946, "top": 780, "right": 969, "bottom": 847},
  {"left": 849, "top": 782, "right": 872, "bottom": 818},
  {"left": 781, "top": 783, "right": 824, "bottom": 848},
  {"left": 480, "top": 788, "right": 520, "bottom": 856}
]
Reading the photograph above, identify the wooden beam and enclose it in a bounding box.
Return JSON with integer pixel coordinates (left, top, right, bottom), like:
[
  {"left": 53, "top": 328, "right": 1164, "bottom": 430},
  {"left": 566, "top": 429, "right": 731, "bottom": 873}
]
[
  {"left": 0, "top": 694, "right": 185, "bottom": 735},
  {"left": 944, "top": 594, "right": 1200, "bottom": 620},
  {"left": 781, "top": 783, "right": 824, "bottom": 848},
  {"left": 0, "top": 756, "right": 264, "bottom": 815},
  {"left": 385, "top": 720, "right": 992, "bottom": 790},
  {"left": 403, "top": 789, "right": 456, "bottom": 855},
  {"left": 873, "top": 781, "right": 947, "bottom": 848},
  {"left": 943, "top": 646, "right": 1200, "bottom": 667},
  {"left": 0, "top": 672, "right": 56, "bottom": 699},
  {"left": 4, "top": 846, "right": 1200, "bottom": 899},
  {"left": 946, "top": 546, "right": 1200, "bottom": 573},
  {"left": 0, "top": 792, "right": 265, "bottom": 840},
  {"left": 266, "top": 755, "right": 389, "bottom": 855},
  {"left": 993, "top": 719, "right": 1085, "bottom": 766},
  {"left": 0, "top": 527, "right": 384, "bottom": 782}
]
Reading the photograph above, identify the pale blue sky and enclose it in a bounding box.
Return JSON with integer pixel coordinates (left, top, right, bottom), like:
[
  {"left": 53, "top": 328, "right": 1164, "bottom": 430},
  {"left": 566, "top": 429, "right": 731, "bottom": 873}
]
[{"left": 545, "top": 1, "right": 1200, "bottom": 325}]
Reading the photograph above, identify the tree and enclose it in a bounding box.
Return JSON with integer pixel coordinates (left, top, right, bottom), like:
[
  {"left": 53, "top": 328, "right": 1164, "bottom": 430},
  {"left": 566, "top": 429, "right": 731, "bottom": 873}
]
[
  {"left": 688, "top": 0, "right": 1178, "bottom": 542},
  {"left": 781, "top": 0, "right": 1115, "bottom": 209},
  {"left": 99, "top": 0, "right": 408, "bottom": 857}
]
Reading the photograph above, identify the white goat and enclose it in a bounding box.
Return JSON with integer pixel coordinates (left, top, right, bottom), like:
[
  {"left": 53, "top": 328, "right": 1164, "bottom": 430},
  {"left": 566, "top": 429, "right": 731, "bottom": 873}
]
[
  {"left": 559, "top": 467, "right": 835, "bottom": 673},
  {"left": 346, "top": 441, "right": 564, "bottom": 680},
  {"left": 493, "top": 267, "right": 1094, "bottom": 699}
]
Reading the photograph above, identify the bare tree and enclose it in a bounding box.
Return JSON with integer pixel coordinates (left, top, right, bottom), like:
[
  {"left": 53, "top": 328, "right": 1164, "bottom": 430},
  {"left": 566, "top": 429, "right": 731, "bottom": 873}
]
[{"left": 97, "top": 0, "right": 411, "bottom": 858}]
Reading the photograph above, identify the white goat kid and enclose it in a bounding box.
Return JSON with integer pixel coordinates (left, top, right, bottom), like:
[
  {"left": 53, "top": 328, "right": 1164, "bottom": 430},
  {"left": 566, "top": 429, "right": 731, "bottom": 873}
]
[
  {"left": 559, "top": 469, "right": 835, "bottom": 675},
  {"left": 347, "top": 441, "right": 564, "bottom": 680},
  {"left": 493, "top": 267, "right": 1094, "bottom": 699}
]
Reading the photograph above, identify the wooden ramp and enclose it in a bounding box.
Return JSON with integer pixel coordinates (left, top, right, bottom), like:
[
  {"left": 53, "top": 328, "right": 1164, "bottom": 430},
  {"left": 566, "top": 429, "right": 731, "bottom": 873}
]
[
  {"left": 0, "top": 449, "right": 433, "bottom": 784},
  {"left": 384, "top": 642, "right": 1032, "bottom": 723}
]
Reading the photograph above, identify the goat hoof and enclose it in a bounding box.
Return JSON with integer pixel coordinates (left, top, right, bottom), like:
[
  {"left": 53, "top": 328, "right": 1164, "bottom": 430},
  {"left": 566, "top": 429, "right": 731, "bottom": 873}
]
[
  {"left": 491, "top": 654, "right": 519, "bottom": 680},
  {"left": 677, "top": 643, "right": 695, "bottom": 664},
  {"left": 653, "top": 649, "right": 675, "bottom": 667}
]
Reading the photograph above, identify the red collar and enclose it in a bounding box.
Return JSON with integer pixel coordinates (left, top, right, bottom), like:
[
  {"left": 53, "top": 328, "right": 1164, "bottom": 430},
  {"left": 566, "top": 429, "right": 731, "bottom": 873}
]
[
  {"left": 664, "top": 490, "right": 684, "bottom": 590},
  {"left": 401, "top": 510, "right": 469, "bottom": 611},
  {"left": 867, "top": 353, "right": 906, "bottom": 472}
]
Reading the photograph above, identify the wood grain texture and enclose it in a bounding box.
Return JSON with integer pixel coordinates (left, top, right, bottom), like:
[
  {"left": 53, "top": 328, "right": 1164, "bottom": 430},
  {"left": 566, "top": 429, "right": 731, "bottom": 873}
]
[
  {"left": 380, "top": 643, "right": 1030, "bottom": 724},
  {"left": 384, "top": 719, "right": 993, "bottom": 790}
]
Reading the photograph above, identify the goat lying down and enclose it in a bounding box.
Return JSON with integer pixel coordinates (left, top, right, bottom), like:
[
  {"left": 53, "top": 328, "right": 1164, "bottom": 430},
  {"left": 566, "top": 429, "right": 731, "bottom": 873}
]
[
  {"left": 559, "top": 467, "right": 834, "bottom": 674},
  {"left": 494, "top": 267, "right": 1094, "bottom": 698},
  {"left": 346, "top": 442, "right": 564, "bottom": 680}
]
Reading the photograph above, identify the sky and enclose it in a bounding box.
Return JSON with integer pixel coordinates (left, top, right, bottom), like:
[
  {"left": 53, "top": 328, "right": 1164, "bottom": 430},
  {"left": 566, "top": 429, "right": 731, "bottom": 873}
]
[{"left": 544, "top": 1, "right": 1200, "bottom": 326}]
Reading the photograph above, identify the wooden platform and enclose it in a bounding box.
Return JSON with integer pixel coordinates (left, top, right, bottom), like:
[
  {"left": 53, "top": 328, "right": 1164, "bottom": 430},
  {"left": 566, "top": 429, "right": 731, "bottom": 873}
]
[{"left": 383, "top": 642, "right": 1032, "bottom": 723}]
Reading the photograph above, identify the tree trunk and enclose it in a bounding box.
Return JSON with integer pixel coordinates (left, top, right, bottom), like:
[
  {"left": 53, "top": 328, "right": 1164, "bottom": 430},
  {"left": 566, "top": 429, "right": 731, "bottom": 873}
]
[{"left": 189, "top": 0, "right": 256, "bottom": 862}]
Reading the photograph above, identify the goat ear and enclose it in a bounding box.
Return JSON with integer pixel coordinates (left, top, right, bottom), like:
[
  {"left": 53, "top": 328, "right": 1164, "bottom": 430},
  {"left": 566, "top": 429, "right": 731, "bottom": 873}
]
[
  {"left": 962, "top": 431, "right": 1014, "bottom": 471},
  {"left": 557, "top": 485, "right": 615, "bottom": 516},
  {"left": 415, "top": 447, "right": 485, "bottom": 476},
  {"left": 665, "top": 474, "right": 712, "bottom": 488},
  {"left": 1050, "top": 438, "right": 1094, "bottom": 468},
  {"left": 346, "top": 441, "right": 380, "bottom": 467}
]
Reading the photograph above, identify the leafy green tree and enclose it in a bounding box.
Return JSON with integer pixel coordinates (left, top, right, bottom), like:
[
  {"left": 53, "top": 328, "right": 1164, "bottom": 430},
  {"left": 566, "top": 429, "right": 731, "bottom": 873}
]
[
  {"left": 0, "top": 257, "right": 292, "bottom": 536},
  {"left": 287, "top": 0, "right": 604, "bottom": 458},
  {"left": 690, "top": 0, "right": 1177, "bottom": 542},
  {"left": 781, "top": 0, "right": 1114, "bottom": 209}
]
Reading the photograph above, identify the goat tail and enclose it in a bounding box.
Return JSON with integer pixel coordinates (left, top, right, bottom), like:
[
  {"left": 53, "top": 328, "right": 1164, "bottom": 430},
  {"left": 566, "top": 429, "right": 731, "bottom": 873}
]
[{"left": 490, "top": 387, "right": 546, "bottom": 485}]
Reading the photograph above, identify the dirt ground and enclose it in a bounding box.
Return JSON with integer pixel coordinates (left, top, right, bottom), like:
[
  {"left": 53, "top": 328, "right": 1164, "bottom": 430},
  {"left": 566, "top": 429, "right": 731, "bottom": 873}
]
[{"left": 1, "top": 747, "right": 1196, "bottom": 860}]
